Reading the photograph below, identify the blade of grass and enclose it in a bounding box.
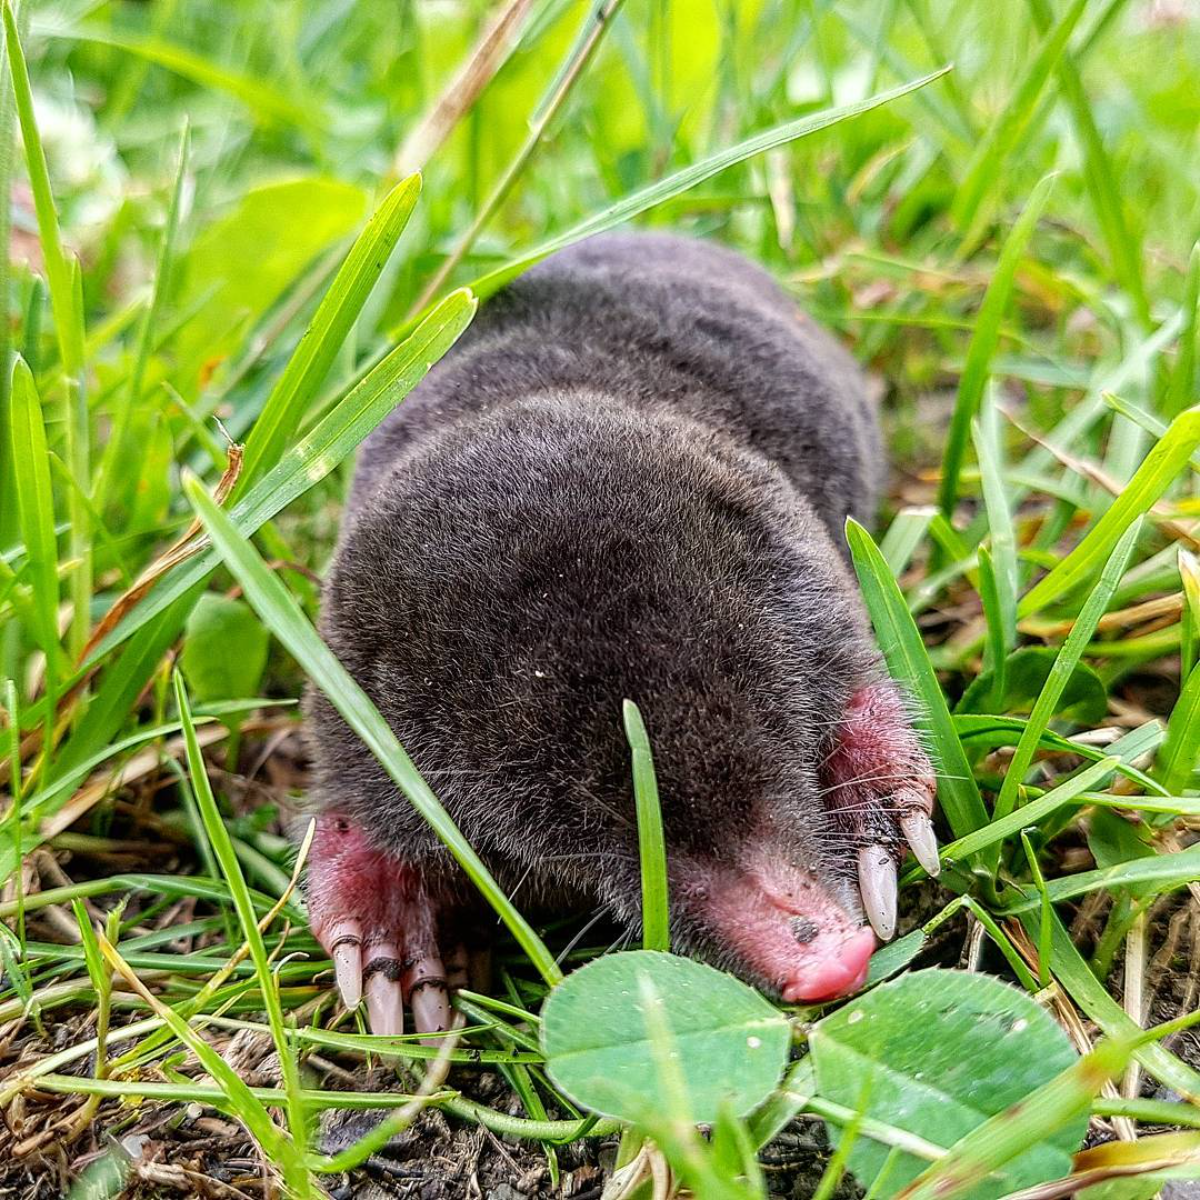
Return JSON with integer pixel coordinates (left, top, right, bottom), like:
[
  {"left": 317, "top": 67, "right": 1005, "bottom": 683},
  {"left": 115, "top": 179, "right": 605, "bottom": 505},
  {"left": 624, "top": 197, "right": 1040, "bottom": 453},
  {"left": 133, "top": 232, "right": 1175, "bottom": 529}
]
[
  {"left": 993, "top": 519, "right": 1142, "bottom": 827},
  {"left": 81, "top": 290, "right": 475, "bottom": 675},
  {"left": 0, "top": 0, "right": 15, "bottom": 561},
  {"left": 52, "top": 26, "right": 322, "bottom": 133},
  {"left": 623, "top": 699, "right": 669, "bottom": 952},
  {"left": 7, "top": 358, "right": 61, "bottom": 687},
  {"left": 237, "top": 173, "right": 423, "bottom": 492},
  {"left": 451, "top": 67, "right": 952, "bottom": 312},
  {"left": 4, "top": 1, "right": 90, "bottom": 661},
  {"left": 846, "top": 518, "right": 989, "bottom": 837},
  {"left": 94, "top": 930, "right": 313, "bottom": 1194},
  {"left": 95, "top": 122, "right": 190, "bottom": 511},
  {"left": 1167, "top": 243, "right": 1199, "bottom": 418},
  {"left": 2, "top": 677, "right": 23, "bottom": 946},
  {"left": 977, "top": 549, "right": 1008, "bottom": 709},
  {"left": 878, "top": 506, "right": 936, "bottom": 576},
  {"left": 938, "top": 173, "right": 1055, "bottom": 519},
  {"left": 1004, "top": 843, "right": 1200, "bottom": 909},
  {"left": 173, "top": 671, "right": 310, "bottom": 1175},
  {"left": 940, "top": 756, "right": 1117, "bottom": 864},
  {"left": 1181, "top": 550, "right": 1200, "bottom": 681},
  {"left": 950, "top": 0, "right": 1086, "bottom": 250},
  {"left": 1099, "top": 389, "right": 1200, "bottom": 473},
  {"left": 1155, "top": 663, "right": 1200, "bottom": 797},
  {"left": 412, "top": 0, "right": 629, "bottom": 313},
  {"left": 183, "top": 474, "right": 563, "bottom": 988},
  {"left": 1019, "top": 408, "right": 1200, "bottom": 616}
]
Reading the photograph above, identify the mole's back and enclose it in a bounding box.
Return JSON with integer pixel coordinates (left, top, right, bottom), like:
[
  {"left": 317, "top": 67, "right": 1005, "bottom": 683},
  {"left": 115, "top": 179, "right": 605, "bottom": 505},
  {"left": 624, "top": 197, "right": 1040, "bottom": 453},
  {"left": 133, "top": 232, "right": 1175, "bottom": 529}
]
[{"left": 353, "top": 232, "right": 881, "bottom": 545}]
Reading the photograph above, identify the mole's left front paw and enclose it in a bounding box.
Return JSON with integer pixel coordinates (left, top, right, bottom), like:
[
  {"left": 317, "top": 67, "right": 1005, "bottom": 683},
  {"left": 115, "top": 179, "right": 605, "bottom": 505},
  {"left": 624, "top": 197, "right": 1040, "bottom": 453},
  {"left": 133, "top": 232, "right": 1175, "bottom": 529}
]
[{"left": 821, "top": 680, "right": 940, "bottom": 940}]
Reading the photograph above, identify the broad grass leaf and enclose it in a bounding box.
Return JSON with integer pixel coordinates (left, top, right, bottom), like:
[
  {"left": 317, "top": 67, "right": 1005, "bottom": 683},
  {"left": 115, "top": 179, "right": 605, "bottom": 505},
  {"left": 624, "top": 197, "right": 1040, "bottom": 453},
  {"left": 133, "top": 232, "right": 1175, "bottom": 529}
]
[
  {"left": 623, "top": 700, "right": 669, "bottom": 952},
  {"left": 1156, "top": 662, "right": 1200, "bottom": 796},
  {"left": 541, "top": 951, "right": 790, "bottom": 1125},
  {"left": 810, "top": 969, "right": 1085, "bottom": 1198},
  {"left": 81, "top": 290, "right": 476, "bottom": 671},
  {"left": 846, "top": 519, "right": 988, "bottom": 837},
  {"left": 1019, "top": 408, "right": 1200, "bottom": 616},
  {"left": 7, "top": 358, "right": 61, "bottom": 679}
]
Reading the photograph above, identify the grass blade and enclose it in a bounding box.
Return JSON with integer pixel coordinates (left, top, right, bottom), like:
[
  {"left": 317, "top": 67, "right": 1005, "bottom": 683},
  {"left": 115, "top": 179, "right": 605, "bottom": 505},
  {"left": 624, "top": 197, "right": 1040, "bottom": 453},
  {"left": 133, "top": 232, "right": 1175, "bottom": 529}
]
[
  {"left": 938, "top": 174, "right": 1055, "bottom": 519},
  {"left": 4, "top": 1, "right": 90, "bottom": 659},
  {"left": 172, "top": 671, "right": 311, "bottom": 1182},
  {"left": 878, "top": 506, "right": 936, "bottom": 577},
  {"left": 1155, "top": 663, "right": 1200, "bottom": 797},
  {"left": 458, "top": 68, "right": 952, "bottom": 309},
  {"left": 1167, "top": 243, "right": 1199, "bottom": 418},
  {"left": 994, "top": 518, "right": 1142, "bottom": 826},
  {"left": 846, "top": 518, "right": 988, "bottom": 837},
  {"left": 950, "top": 0, "right": 1086, "bottom": 248},
  {"left": 1019, "top": 408, "right": 1200, "bottom": 616},
  {"left": 237, "top": 173, "right": 423, "bottom": 492},
  {"left": 940, "top": 756, "right": 1117, "bottom": 864},
  {"left": 8, "top": 357, "right": 62, "bottom": 686},
  {"left": 86, "top": 290, "right": 476, "bottom": 668},
  {"left": 183, "top": 474, "right": 563, "bottom": 988},
  {"left": 623, "top": 699, "right": 670, "bottom": 952},
  {"left": 55, "top": 26, "right": 322, "bottom": 133},
  {"left": 1181, "top": 549, "right": 1200, "bottom": 681}
]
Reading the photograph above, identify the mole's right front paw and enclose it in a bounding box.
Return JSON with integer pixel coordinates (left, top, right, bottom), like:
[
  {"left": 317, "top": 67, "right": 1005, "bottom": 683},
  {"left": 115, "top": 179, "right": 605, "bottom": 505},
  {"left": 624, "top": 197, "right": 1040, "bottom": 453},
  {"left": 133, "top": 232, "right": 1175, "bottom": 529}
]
[{"left": 305, "top": 813, "right": 453, "bottom": 1040}]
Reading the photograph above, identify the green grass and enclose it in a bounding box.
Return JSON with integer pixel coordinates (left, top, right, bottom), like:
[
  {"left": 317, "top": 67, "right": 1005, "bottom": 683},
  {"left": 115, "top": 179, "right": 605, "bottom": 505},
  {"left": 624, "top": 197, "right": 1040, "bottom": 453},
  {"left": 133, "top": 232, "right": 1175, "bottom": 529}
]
[{"left": 0, "top": 0, "right": 1199, "bottom": 1195}]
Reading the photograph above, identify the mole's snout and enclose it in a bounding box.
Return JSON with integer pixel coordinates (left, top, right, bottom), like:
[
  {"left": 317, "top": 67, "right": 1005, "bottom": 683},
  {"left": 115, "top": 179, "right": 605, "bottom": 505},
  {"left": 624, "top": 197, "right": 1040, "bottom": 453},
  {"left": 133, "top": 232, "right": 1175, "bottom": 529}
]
[
  {"left": 779, "top": 924, "right": 875, "bottom": 1002},
  {"left": 674, "top": 855, "right": 877, "bottom": 1003}
]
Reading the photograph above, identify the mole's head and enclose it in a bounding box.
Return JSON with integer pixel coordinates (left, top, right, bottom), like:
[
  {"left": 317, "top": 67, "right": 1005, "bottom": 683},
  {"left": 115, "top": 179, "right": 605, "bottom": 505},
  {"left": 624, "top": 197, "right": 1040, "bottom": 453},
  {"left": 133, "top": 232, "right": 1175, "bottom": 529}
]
[{"left": 309, "top": 392, "right": 937, "bottom": 1009}]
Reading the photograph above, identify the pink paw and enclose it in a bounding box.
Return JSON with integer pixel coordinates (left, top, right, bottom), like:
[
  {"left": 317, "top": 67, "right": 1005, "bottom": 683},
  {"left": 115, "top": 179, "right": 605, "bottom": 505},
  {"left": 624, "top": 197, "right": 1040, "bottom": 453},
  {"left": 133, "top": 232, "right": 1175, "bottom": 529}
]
[
  {"left": 306, "top": 813, "right": 456, "bottom": 1039},
  {"left": 821, "top": 680, "right": 940, "bottom": 940}
]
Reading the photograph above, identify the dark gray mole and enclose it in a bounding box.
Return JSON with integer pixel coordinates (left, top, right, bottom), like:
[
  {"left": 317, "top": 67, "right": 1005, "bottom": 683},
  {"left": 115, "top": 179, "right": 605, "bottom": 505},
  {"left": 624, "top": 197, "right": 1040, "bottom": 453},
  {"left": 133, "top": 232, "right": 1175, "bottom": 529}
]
[{"left": 305, "top": 232, "right": 928, "bottom": 1001}]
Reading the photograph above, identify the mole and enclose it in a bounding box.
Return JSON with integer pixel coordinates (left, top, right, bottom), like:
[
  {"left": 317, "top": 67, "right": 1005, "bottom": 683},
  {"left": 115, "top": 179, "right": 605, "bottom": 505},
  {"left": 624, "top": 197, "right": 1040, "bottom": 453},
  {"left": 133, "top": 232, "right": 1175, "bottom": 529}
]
[{"left": 303, "top": 232, "right": 939, "bottom": 1037}]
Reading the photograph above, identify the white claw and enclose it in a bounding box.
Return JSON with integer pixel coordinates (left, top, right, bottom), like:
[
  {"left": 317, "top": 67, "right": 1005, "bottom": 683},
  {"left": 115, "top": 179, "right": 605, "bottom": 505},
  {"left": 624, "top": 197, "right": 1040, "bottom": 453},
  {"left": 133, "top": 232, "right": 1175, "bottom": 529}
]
[
  {"left": 858, "top": 844, "right": 898, "bottom": 941},
  {"left": 900, "top": 812, "right": 941, "bottom": 878},
  {"left": 364, "top": 942, "right": 405, "bottom": 1037},
  {"left": 409, "top": 952, "right": 452, "bottom": 1045},
  {"left": 327, "top": 919, "right": 363, "bottom": 1009}
]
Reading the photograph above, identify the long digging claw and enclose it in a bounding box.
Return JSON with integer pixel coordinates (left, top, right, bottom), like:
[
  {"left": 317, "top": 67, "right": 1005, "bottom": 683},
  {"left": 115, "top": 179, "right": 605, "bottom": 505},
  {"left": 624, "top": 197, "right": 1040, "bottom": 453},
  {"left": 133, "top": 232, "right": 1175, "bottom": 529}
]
[
  {"left": 858, "top": 844, "right": 898, "bottom": 941},
  {"left": 409, "top": 952, "right": 452, "bottom": 1043},
  {"left": 328, "top": 919, "right": 364, "bottom": 1009},
  {"left": 364, "top": 943, "right": 405, "bottom": 1036},
  {"left": 900, "top": 811, "right": 940, "bottom": 877}
]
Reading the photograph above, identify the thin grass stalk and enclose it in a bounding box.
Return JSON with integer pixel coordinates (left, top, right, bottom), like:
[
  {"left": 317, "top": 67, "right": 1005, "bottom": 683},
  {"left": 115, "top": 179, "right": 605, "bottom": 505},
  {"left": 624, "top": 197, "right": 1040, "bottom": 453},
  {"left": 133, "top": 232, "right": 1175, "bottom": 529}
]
[
  {"left": 411, "top": 0, "right": 628, "bottom": 313},
  {"left": 172, "top": 671, "right": 311, "bottom": 1172},
  {"left": 94, "top": 122, "right": 190, "bottom": 511},
  {"left": 623, "top": 699, "right": 670, "bottom": 952},
  {"left": 3, "top": 2, "right": 91, "bottom": 661}
]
